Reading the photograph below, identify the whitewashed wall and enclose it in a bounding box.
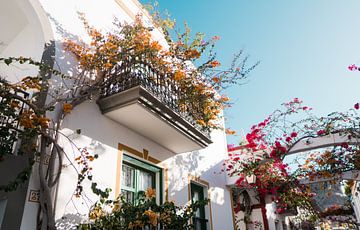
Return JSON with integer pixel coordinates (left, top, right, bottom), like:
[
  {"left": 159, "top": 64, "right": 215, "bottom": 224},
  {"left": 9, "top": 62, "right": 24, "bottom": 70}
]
[
  {"left": 12, "top": 0, "right": 236, "bottom": 229},
  {"left": 351, "top": 183, "right": 360, "bottom": 226},
  {"left": 0, "top": 0, "right": 52, "bottom": 82}
]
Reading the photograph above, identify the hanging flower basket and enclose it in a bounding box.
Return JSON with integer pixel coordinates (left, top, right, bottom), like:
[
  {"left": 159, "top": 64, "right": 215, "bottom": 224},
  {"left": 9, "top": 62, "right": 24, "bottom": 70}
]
[{"left": 246, "top": 174, "right": 256, "bottom": 184}]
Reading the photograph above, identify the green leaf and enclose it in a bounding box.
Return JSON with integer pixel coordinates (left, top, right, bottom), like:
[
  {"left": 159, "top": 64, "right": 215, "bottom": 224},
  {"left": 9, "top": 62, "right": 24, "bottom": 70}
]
[{"left": 4, "top": 59, "right": 12, "bottom": 65}]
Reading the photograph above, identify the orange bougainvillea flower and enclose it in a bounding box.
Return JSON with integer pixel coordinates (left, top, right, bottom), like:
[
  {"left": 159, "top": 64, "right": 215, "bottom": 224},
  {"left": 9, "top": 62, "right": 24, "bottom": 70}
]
[
  {"left": 128, "top": 220, "right": 144, "bottom": 229},
  {"left": 63, "top": 103, "right": 73, "bottom": 114},
  {"left": 38, "top": 117, "right": 50, "bottom": 128},
  {"left": 19, "top": 116, "right": 34, "bottom": 129},
  {"left": 210, "top": 60, "right": 221, "bottom": 68},
  {"left": 225, "top": 128, "right": 236, "bottom": 135},
  {"left": 112, "top": 201, "right": 121, "bottom": 212},
  {"left": 17, "top": 77, "right": 42, "bottom": 91},
  {"left": 196, "top": 119, "right": 206, "bottom": 127},
  {"left": 184, "top": 49, "right": 201, "bottom": 59},
  {"left": 19, "top": 110, "right": 36, "bottom": 129},
  {"left": 173, "top": 70, "right": 186, "bottom": 81},
  {"left": 145, "top": 187, "right": 156, "bottom": 199},
  {"left": 144, "top": 210, "right": 158, "bottom": 226},
  {"left": 89, "top": 205, "right": 104, "bottom": 220},
  {"left": 150, "top": 41, "right": 162, "bottom": 51},
  {"left": 211, "top": 77, "right": 220, "bottom": 83},
  {"left": 221, "top": 95, "right": 230, "bottom": 102},
  {"left": 86, "top": 155, "right": 95, "bottom": 161},
  {"left": 103, "top": 62, "right": 113, "bottom": 69},
  {"left": 10, "top": 100, "right": 20, "bottom": 109}
]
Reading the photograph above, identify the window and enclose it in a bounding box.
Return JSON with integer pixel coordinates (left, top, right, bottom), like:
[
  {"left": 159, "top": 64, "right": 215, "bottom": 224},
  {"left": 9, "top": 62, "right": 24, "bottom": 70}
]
[
  {"left": 190, "top": 182, "right": 208, "bottom": 230},
  {"left": 121, "top": 154, "right": 162, "bottom": 204}
]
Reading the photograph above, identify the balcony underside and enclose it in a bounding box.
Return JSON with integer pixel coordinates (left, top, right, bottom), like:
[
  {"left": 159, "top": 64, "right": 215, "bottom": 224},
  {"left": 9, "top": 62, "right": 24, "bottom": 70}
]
[{"left": 97, "top": 86, "right": 212, "bottom": 154}]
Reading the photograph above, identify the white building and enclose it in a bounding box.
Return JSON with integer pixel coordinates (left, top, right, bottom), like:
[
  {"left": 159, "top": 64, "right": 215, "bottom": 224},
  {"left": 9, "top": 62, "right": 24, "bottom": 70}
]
[{"left": 0, "top": 0, "right": 236, "bottom": 229}]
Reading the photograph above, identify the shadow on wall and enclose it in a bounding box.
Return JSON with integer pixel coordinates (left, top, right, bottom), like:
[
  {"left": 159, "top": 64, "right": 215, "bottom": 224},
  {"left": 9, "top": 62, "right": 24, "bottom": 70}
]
[
  {"left": 174, "top": 150, "right": 203, "bottom": 172},
  {"left": 168, "top": 160, "right": 233, "bottom": 229},
  {"left": 47, "top": 13, "right": 84, "bottom": 76},
  {"left": 47, "top": 13, "right": 81, "bottom": 42},
  {"left": 168, "top": 151, "right": 204, "bottom": 195},
  {"left": 55, "top": 213, "right": 86, "bottom": 230},
  {"left": 47, "top": 13, "right": 82, "bottom": 100},
  {"left": 168, "top": 151, "right": 228, "bottom": 194}
]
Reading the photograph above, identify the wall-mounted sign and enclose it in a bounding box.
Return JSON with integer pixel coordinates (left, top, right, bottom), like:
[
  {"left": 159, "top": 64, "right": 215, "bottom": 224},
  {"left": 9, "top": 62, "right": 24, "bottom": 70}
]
[
  {"left": 28, "top": 190, "right": 40, "bottom": 203},
  {"left": 35, "top": 155, "right": 50, "bottom": 165}
]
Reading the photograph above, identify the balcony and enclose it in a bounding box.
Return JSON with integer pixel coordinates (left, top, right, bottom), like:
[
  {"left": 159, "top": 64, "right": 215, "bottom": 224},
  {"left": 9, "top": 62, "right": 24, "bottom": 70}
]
[
  {"left": 0, "top": 89, "right": 28, "bottom": 155},
  {"left": 97, "top": 56, "right": 212, "bottom": 153}
]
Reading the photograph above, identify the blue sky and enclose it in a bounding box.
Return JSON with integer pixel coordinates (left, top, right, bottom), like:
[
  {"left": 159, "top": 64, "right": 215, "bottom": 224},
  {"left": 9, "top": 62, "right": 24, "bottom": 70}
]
[{"left": 141, "top": 0, "right": 360, "bottom": 145}]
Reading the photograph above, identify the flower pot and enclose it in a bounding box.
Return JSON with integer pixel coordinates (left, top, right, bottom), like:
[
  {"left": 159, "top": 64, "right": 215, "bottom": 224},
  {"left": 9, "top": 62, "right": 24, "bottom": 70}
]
[{"left": 246, "top": 175, "right": 256, "bottom": 184}]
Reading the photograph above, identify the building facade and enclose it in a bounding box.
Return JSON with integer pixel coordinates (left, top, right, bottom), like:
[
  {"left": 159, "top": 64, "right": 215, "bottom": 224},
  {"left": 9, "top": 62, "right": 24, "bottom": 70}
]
[{"left": 0, "top": 0, "right": 235, "bottom": 229}]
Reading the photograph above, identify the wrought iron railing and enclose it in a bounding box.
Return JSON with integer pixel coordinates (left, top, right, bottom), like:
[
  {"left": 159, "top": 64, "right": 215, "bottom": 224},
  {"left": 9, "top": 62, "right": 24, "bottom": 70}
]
[
  {"left": 0, "top": 89, "right": 29, "bottom": 155},
  {"left": 100, "top": 55, "right": 209, "bottom": 135}
]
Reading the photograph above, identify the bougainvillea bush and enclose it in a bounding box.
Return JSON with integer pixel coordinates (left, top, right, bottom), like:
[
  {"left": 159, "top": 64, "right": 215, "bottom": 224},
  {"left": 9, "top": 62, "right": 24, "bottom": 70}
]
[
  {"left": 78, "top": 188, "right": 208, "bottom": 230},
  {"left": 225, "top": 98, "right": 359, "bottom": 221},
  {"left": 65, "top": 13, "right": 257, "bottom": 132}
]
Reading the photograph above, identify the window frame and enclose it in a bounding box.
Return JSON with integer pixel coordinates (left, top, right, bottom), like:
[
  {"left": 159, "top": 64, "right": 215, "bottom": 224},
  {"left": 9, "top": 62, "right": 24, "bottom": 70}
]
[
  {"left": 190, "top": 182, "right": 208, "bottom": 230},
  {"left": 121, "top": 153, "right": 163, "bottom": 204},
  {"left": 188, "top": 178, "right": 213, "bottom": 230}
]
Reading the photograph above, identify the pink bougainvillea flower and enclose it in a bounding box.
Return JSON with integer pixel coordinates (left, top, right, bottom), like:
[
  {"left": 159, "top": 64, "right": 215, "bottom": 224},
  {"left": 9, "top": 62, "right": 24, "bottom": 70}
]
[
  {"left": 293, "top": 98, "right": 300, "bottom": 103},
  {"left": 317, "top": 130, "right": 325, "bottom": 135},
  {"left": 234, "top": 205, "right": 241, "bottom": 213},
  {"left": 275, "top": 141, "right": 282, "bottom": 148},
  {"left": 270, "top": 149, "right": 277, "bottom": 158},
  {"left": 348, "top": 64, "right": 359, "bottom": 71},
  {"left": 285, "top": 137, "right": 292, "bottom": 142},
  {"left": 276, "top": 208, "right": 285, "bottom": 214},
  {"left": 341, "top": 142, "right": 349, "bottom": 149},
  {"left": 290, "top": 132, "right": 298, "bottom": 138},
  {"left": 270, "top": 187, "right": 277, "bottom": 195},
  {"left": 258, "top": 122, "right": 266, "bottom": 127},
  {"left": 355, "top": 103, "right": 359, "bottom": 110},
  {"left": 235, "top": 176, "right": 245, "bottom": 187},
  {"left": 227, "top": 144, "right": 234, "bottom": 149}
]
